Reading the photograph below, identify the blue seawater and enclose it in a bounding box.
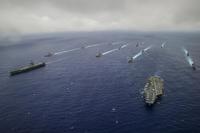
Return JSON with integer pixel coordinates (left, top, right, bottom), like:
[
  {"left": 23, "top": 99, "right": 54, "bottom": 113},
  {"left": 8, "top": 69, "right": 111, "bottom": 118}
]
[{"left": 0, "top": 31, "right": 200, "bottom": 133}]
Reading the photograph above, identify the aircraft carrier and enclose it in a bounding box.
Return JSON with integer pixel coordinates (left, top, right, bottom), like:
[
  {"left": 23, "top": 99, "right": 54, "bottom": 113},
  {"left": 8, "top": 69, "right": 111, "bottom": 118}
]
[
  {"left": 10, "top": 62, "right": 46, "bottom": 76},
  {"left": 143, "top": 76, "right": 164, "bottom": 105}
]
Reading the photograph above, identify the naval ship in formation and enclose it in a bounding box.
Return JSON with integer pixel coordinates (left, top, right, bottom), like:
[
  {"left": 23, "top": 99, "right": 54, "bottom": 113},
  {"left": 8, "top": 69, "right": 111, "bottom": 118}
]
[
  {"left": 143, "top": 76, "right": 164, "bottom": 105},
  {"left": 10, "top": 61, "right": 46, "bottom": 76}
]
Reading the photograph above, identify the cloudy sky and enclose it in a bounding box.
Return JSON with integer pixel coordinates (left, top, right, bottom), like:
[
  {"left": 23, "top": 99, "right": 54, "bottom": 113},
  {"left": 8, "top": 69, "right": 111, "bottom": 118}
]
[{"left": 0, "top": 0, "right": 200, "bottom": 34}]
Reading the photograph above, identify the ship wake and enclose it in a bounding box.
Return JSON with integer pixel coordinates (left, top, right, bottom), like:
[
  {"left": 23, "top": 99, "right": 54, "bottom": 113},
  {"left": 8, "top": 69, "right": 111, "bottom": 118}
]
[
  {"left": 46, "top": 58, "right": 68, "bottom": 64},
  {"left": 161, "top": 42, "right": 166, "bottom": 47},
  {"left": 85, "top": 42, "right": 107, "bottom": 48},
  {"left": 182, "top": 47, "right": 194, "bottom": 66},
  {"left": 120, "top": 44, "right": 129, "bottom": 49},
  {"left": 102, "top": 48, "right": 119, "bottom": 55},
  {"left": 54, "top": 48, "right": 80, "bottom": 55},
  {"left": 131, "top": 45, "right": 152, "bottom": 60}
]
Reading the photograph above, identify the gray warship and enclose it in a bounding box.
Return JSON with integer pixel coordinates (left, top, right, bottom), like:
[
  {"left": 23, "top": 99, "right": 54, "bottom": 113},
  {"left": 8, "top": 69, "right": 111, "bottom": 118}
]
[
  {"left": 10, "top": 62, "right": 46, "bottom": 76},
  {"left": 143, "top": 76, "right": 164, "bottom": 105},
  {"left": 96, "top": 52, "right": 102, "bottom": 57}
]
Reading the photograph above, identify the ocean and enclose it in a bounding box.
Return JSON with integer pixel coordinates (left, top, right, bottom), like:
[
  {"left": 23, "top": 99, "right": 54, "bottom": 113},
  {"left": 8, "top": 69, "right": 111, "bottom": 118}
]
[{"left": 0, "top": 31, "right": 200, "bottom": 133}]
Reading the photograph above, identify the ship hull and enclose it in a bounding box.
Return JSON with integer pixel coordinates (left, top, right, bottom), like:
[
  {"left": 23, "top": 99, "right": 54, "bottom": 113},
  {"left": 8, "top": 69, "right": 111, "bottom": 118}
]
[{"left": 10, "top": 62, "right": 46, "bottom": 76}]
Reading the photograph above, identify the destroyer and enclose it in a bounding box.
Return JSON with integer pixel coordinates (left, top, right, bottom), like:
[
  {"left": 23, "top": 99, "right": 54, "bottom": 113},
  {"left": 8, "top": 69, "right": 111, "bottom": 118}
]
[
  {"left": 192, "top": 63, "right": 196, "bottom": 70},
  {"left": 44, "top": 52, "right": 53, "bottom": 57},
  {"left": 10, "top": 62, "right": 46, "bottom": 76},
  {"left": 136, "top": 42, "right": 139, "bottom": 47},
  {"left": 143, "top": 76, "right": 164, "bottom": 105},
  {"left": 186, "top": 52, "right": 189, "bottom": 56},
  {"left": 96, "top": 52, "right": 102, "bottom": 57},
  {"left": 118, "top": 46, "right": 122, "bottom": 50},
  {"left": 128, "top": 57, "right": 133, "bottom": 63},
  {"left": 141, "top": 49, "right": 145, "bottom": 54},
  {"left": 81, "top": 46, "right": 86, "bottom": 49}
]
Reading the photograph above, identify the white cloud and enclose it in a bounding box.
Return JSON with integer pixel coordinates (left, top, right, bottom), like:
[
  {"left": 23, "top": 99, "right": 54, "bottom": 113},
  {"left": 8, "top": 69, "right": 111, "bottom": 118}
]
[{"left": 0, "top": 0, "right": 200, "bottom": 34}]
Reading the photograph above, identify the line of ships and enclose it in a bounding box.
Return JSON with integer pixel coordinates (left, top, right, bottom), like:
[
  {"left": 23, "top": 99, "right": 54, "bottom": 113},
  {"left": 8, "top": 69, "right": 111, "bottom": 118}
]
[
  {"left": 10, "top": 42, "right": 142, "bottom": 76},
  {"left": 9, "top": 42, "right": 197, "bottom": 106}
]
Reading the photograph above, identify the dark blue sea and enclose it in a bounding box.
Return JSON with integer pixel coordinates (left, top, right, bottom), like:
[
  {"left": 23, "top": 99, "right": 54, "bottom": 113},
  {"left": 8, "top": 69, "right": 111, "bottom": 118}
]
[{"left": 0, "top": 31, "right": 200, "bottom": 133}]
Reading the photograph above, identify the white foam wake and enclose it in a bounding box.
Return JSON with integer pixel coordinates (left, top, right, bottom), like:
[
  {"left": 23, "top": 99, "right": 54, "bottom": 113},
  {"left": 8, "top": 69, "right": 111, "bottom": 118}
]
[
  {"left": 121, "top": 44, "right": 129, "bottom": 49},
  {"left": 161, "top": 42, "right": 165, "bottom": 47},
  {"left": 144, "top": 45, "right": 152, "bottom": 52},
  {"left": 182, "top": 47, "right": 188, "bottom": 55},
  {"left": 54, "top": 48, "right": 80, "bottom": 55},
  {"left": 46, "top": 58, "right": 67, "bottom": 64},
  {"left": 132, "top": 46, "right": 152, "bottom": 60},
  {"left": 182, "top": 47, "right": 194, "bottom": 66},
  {"left": 102, "top": 48, "right": 118, "bottom": 55},
  {"left": 132, "top": 51, "right": 142, "bottom": 60},
  {"left": 85, "top": 42, "right": 106, "bottom": 48},
  {"left": 187, "top": 57, "right": 194, "bottom": 66}
]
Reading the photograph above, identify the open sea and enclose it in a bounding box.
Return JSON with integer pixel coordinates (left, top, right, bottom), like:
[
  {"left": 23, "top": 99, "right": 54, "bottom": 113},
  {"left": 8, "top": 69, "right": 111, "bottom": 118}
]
[{"left": 0, "top": 31, "right": 200, "bottom": 133}]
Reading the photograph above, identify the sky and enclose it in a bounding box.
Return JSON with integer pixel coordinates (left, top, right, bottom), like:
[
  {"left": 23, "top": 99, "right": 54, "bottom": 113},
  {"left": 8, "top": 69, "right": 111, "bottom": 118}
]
[{"left": 0, "top": 0, "right": 200, "bottom": 34}]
